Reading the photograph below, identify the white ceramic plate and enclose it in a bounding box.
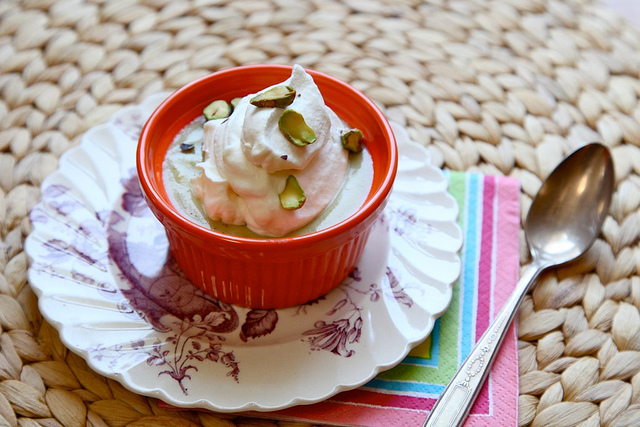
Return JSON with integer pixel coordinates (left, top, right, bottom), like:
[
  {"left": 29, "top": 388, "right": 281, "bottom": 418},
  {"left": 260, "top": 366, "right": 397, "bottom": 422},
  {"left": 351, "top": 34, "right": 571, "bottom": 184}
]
[{"left": 25, "top": 93, "right": 462, "bottom": 413}]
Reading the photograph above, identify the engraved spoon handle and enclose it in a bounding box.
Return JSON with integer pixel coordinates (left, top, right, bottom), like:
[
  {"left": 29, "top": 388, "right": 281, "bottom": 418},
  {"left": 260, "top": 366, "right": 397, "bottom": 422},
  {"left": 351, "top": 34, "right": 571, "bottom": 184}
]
[{"left": 423, "top": 262, "right": 544, "bottom": 427}]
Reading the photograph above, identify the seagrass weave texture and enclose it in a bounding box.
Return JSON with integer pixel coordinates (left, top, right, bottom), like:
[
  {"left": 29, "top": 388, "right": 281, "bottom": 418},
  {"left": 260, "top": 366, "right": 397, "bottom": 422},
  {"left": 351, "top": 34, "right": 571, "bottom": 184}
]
[{"left": 2, "top": 0, "right": 640, "bottom": 426}]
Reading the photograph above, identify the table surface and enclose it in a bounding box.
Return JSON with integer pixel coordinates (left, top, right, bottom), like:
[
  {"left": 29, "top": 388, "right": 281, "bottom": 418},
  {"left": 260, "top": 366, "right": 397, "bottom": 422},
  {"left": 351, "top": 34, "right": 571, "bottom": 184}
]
[
  {"left": 604, "top": 0, "right": 640, "bottom": 27},
  {"left": 2, "top": 1, "right": 640, "bottom": 426}
]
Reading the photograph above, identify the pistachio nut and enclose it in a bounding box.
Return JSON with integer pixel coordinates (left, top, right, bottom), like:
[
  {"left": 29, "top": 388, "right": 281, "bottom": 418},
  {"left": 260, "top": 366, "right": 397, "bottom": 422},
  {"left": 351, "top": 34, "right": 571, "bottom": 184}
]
[
  {"left": 203, "top": 100, "right": 231, "bottom": 120},
  {"left": 250, "top": 85, "right": 296, "bottom": 108},
  {"left": 278, "top": 109, "right": 316, "bottom": 146},
  {"left": 279, "top": 175, "right": 306, "bottom": 210},
  {"left": 341, "top": 128, "right": 364, "bottom": 153}
]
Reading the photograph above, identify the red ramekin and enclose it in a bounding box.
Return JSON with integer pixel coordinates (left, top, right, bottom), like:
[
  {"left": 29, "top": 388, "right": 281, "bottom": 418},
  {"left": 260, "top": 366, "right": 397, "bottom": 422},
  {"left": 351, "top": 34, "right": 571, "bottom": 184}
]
[{"left": 137, "top": 64, "right": 398, "bottom": 309}]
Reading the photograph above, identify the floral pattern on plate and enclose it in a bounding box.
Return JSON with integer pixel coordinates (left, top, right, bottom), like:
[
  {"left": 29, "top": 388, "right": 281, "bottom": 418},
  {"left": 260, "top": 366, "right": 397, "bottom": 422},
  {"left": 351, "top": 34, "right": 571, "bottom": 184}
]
[{"left": 25, "top": 93, "right": 462, "bottom": 413}]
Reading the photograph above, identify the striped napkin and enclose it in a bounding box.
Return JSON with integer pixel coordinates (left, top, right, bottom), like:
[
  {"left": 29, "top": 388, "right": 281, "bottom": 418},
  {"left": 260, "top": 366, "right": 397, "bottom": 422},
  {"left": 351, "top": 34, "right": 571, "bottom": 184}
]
[{"left": 270, "top": 171, "right": 522, "bottom": 426}]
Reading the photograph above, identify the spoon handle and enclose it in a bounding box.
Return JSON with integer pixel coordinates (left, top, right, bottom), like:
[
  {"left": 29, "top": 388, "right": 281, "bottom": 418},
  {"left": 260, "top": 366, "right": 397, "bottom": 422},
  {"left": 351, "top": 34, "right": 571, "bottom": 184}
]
[{"left": 423, "top": 262, "right": 543, "bottom": 427}]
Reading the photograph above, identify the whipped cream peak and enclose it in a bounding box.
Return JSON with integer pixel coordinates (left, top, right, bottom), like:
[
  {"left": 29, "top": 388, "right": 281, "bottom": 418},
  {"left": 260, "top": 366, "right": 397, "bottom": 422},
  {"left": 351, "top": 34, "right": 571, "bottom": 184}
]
[
  {"left": 191, "top": 65, "right": 351, "bottom": 237},
  {"left": 241, "top": 65, "right": 331, "bottom": 173}
]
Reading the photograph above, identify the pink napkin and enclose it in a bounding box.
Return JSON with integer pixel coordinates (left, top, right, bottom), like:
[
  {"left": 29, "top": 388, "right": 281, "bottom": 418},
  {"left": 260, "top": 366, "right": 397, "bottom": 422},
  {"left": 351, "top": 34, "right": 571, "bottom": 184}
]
[{"left": 262, "top": 172, "right": 522, "bottom": 426}]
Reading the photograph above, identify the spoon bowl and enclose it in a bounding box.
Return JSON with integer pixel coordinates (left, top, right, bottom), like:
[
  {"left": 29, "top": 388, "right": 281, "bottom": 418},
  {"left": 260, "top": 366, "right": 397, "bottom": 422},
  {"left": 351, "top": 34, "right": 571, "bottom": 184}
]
[
  {"left": 527, "top": 143, "right": 614, "bottom": 265},
  {"left": 424, "top": 143, "right": 614, "bottom": 427}
]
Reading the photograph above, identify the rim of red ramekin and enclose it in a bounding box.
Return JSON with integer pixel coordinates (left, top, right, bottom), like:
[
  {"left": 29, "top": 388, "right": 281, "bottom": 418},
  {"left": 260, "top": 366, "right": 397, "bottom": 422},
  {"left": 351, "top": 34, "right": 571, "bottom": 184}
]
[{"left": 137, "top": 64, "right": 398, "bottom": 250}]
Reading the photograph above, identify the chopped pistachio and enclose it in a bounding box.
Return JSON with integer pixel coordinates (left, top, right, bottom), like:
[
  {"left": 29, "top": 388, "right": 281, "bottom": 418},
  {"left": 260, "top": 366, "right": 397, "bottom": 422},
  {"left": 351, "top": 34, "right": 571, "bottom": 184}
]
[
  {"left": 230, "top": 97, "right": 242, "bottom": 109},
  {"left": 250, "top": 85, "right": 296, "bottom": 108},
  {"left": 341, "top": 128, "right": 364, "bottom": 153},
  {"left": 203, "top": 100, "right": 231, "bottom": 120},
  {"left": 279, "top": 175, "right": 306, "bottom": 210},
  {"left": 180, "top": 143, "right": 195, "bottom": 152},
  {"left": 278, "top": 109, "right": 316, "bottom": 146}
]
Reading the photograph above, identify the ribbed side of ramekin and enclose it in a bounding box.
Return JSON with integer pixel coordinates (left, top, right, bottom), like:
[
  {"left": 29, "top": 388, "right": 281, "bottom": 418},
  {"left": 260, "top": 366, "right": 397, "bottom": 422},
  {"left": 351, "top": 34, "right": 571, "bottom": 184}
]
[{"left": 165, "top": 227, "right": 374, "bottom": 309}]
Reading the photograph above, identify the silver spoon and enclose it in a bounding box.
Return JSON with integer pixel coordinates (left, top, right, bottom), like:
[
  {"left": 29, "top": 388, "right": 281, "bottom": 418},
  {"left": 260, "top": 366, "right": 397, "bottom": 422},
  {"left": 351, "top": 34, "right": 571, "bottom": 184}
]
[{"left": 424, "top": 143, "right": 615, "bottom": 427}]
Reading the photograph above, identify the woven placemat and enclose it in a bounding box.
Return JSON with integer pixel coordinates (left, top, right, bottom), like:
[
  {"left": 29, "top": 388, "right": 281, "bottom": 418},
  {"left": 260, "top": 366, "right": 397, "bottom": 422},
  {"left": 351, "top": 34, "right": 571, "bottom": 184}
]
[{"left": 2, "top": 0, "right": 640, "bottom": 426}]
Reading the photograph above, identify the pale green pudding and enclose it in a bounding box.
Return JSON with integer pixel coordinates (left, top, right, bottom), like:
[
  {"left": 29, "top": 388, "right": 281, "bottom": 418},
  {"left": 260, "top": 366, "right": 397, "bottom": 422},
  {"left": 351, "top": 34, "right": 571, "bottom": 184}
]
[{"left": 163, "top": 117, "right": 374, "bottom": 238}]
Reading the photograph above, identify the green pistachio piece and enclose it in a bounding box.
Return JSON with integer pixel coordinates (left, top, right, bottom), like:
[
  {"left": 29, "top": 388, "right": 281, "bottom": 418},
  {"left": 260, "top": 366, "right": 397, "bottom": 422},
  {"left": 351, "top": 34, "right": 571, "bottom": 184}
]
[
  {"left": 279, "top": 175, "right": 306, "bottom": 210},
  {"left": 341, "top": 128, "right": 364, "bottom": 153},
  {"left": 278, "top": 109, "right": 316, "bottom": 147},
  {"left": 250, "top": 85, "right": 296, "bottom": 108},
  {"left": 203, "top": 100, "right": 231, "bottom": 120},
  {"left": 230, "top": 97, "right": 242, "bottom": 108}
]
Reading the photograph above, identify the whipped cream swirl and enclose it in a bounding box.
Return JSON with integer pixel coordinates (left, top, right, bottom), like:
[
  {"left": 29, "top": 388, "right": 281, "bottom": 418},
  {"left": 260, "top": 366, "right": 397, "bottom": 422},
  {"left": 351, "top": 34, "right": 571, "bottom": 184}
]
[{"left": 192, "top": 65, "right": 350, "bottom": 237}]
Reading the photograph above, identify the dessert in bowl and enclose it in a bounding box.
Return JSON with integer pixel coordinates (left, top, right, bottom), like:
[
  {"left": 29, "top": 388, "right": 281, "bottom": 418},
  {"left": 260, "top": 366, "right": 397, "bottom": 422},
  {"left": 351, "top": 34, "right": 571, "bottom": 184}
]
[{"left": 137, "top": 64, "right": 397, "bottom": 309}]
